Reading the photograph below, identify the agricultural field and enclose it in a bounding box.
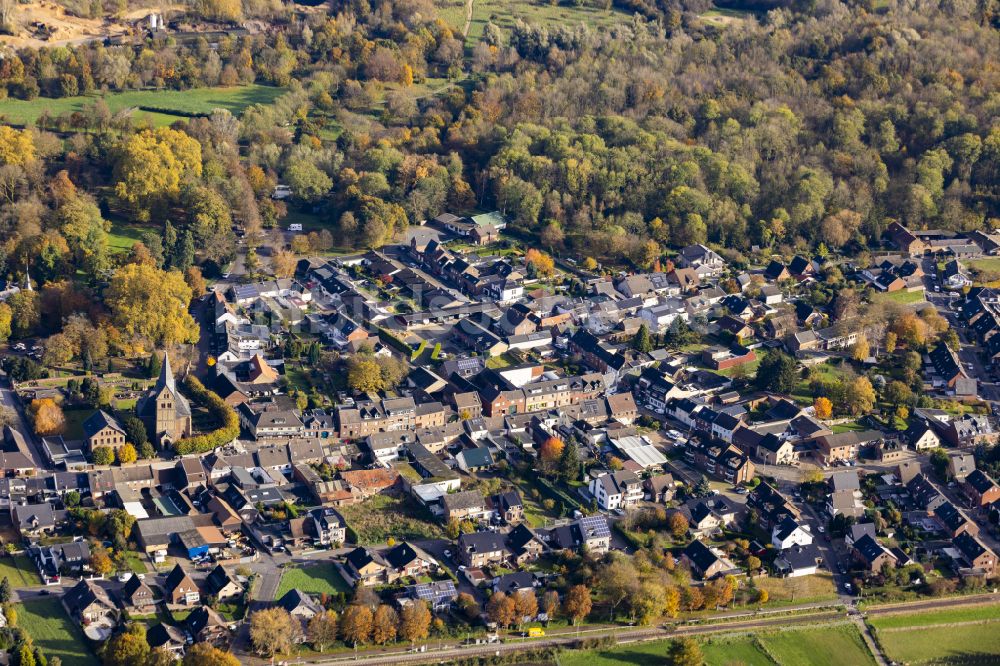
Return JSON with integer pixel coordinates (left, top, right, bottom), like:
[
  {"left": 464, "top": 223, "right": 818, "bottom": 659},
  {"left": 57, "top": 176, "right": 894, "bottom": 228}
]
[
  {"left": 0, "top": 84, "right": 285, "bottom": 127},
  {"left": 338, "top": 494, "right": 444, "bottom": 544},
  {"left": 868, "top": 605, "right": 1000, "bottom": 665},
  {"left": 757, "top": 625, "right": 875, "bottom": 666},
  {"left": 16, "top": 597, "right": 94, "bottom": 666},
  {"left": 276, "top": 562, "right": 352, "bottom": 599}
]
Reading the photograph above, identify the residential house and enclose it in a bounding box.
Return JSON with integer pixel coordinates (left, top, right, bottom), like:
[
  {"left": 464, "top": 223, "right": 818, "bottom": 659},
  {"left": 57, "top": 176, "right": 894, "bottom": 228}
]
[
  {"left": 120, "top": 575, "right": 156, "bottom": 615},
  {"left": 852, "top": 534, "right": 896, "bottom": 574},
  {"left": 164, "top": 564, "right": 201, "bottom": 606},
  {"left": 681, "top": 539, "right": 738, "bottom": 580},
  {"left": 771, "top": 517, "right": 814, "bottom": 550},
  {"left": 953, "top": 532, "right": 997, "bottom": 575},
  {"left": 588, "top": 470, "right": 643, "bottom": 511},
  {"left": 493, "top": 490, "right": 525, "bottom": 524},
  {"left": 457, "top": 531, "right": 506, "bottom": 568},
  {"left": 185, "top": 605, "right": 229, "bottom": 644},
  {"left": 63, "top": 579, "right": 118, "bottom": 624},
  {"left": 204, "top": 565, "right": 243, "bottom": 601},
  {"left": 442, "top": 490, "right": 490, "bottom": 522},
  {"left": 964, "top": 469, "right": 1000, "bottom": 508},
  {"left": 344, "top": 547, "right": 392, "bottom": 586},
  {"left": 82, "top": 410, "right": 127, "bottom": 455}
]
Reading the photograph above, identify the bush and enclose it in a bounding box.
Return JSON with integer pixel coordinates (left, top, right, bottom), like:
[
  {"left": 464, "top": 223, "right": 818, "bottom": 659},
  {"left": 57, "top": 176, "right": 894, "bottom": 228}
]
[{"left": 172, "top": 376, "right": 239, "bottom": 455}]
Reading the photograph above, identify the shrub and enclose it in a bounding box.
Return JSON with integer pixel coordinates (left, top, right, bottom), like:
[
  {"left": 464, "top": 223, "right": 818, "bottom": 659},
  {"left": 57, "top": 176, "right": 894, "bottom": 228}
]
[{"left": 172, "top": 376, "right": 239, "bottom": 455}]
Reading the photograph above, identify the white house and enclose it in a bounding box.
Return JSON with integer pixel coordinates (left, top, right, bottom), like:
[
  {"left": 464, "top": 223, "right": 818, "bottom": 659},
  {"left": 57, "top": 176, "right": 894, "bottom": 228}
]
[
  {"left": 771, "top": 517, "right": 814, "bottom": 550},
  {"left": 639, "top": 299, "right": 689, "bottom": 331},
  {"left": 588, "top": 471, "right": 643, "bottom": 511}
]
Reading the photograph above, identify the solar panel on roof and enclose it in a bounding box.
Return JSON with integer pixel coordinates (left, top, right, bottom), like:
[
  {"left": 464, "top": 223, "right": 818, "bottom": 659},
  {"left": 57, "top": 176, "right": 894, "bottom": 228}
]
[{"left": 579, "top": 515, "right": 610, "bottom": 538}]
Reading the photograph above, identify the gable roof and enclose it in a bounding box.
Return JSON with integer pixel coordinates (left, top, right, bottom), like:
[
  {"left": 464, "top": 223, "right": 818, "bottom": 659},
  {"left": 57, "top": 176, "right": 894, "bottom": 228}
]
[{"left": 82, "top": 410, "right": 125, "bottom": 439}]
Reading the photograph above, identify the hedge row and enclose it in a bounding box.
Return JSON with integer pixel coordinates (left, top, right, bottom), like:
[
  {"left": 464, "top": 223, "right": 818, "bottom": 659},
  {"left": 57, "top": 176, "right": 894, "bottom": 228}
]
[{"left": 173, "top": 375, "right": 240, "bottom": 455}]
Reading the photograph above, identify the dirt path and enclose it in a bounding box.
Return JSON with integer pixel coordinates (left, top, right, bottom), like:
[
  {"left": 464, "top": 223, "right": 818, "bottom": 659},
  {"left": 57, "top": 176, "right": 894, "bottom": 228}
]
[{"left": 462, "top": 0, "right": 473, "bottom": 38}]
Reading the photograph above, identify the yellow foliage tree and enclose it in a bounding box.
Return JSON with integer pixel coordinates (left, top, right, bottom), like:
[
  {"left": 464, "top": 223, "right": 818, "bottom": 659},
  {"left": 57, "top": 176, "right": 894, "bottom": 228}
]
[
  {"left": 525, "top": 248, "right": 555, "bottom": 277},
  {"left": 105, "top": 264, "right": 199, "bottom": 347},
  {"left": 29, "top": 398, "right": 65, "bottom": 436},
  {"left": 114, "top": 128, "right": 202, "bottom": 208},
  {"left": 117, "top": 443, "right": 138, "bottom": 465},
  {"left": 0, "top": 126, "right": 34, "bottom": 166},
  {"left": 814, "top": 396, "right": 832, "bottom": 419}
]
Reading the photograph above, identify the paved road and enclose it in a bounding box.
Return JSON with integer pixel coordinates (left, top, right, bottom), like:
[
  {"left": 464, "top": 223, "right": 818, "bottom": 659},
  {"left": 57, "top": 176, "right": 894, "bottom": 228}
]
[{"left": 0, "top": 375, "right": 46, "bottom": 468}]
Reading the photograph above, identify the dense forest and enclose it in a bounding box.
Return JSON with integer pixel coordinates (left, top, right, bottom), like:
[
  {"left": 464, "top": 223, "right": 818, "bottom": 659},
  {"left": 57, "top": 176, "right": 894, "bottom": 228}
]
[{"left": 0, "top": 0, "right": 996, "bottom": 327}]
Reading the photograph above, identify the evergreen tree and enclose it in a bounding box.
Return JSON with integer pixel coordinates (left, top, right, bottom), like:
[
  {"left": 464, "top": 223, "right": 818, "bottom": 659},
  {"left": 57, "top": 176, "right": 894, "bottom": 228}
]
[
  {"left": 633, "top": 323, "right": 653, "bottom": 353},
  {"left": 146, "top": 351, "right": 162, "bottom": 379},
  {"left": 0, "top": 576, "right": 11, "bottom": 603},
  {"left": 163, "top": 221, "right": 178, "bottom": 268},
  {"left": 559, "top": 440, "right": 581, "bottom": 482},
  {"left": 754, "top": 351, "right": 797, "bottom": 393},
  {"left": 176, "top": 231, "right": 195, "bottom": 273},
  {"left": 308, "top": 341, "right": 321, "bottom": 365}
]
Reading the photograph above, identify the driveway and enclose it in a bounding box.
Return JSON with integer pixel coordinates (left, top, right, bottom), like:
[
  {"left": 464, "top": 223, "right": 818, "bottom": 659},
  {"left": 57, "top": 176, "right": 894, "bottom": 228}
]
[{"left": 0, "top": 375, "right": 46, "bottom": 468}]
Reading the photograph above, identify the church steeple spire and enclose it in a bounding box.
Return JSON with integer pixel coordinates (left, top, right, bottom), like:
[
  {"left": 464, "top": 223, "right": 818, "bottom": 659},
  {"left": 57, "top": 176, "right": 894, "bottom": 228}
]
[{"left": 155, "top": 352, "right": 176, "bottom": 392}]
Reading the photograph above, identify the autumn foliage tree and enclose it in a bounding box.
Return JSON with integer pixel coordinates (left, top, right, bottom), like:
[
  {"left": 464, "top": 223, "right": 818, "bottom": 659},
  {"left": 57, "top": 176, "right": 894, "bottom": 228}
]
[
  {"left": 250, "top": 607, "right": 300, "bottom": 657},
  {"left": 307, "top": 610, "right": 339, "bottom": 652},
  {"left": 524, "top": 248, "right": 555, "bottom": 277},
  {"left": 340, "top": 604, "right": 373, "bottom": 646},
  {"left": 105, "top": 264, "right": 199, "bottom": 349},
  {"left": 371, "top": 605, "right": 398, "bottom": 645},
  {"left": 114, "top": 127, "right": 202, "bottom": 211},
  {"left": 562, "top": 585, "right": 592, "bottom": 626},
  {"left": 539, "top": 436, "right": 564, "bottom": 475},
  {"left": 399, "top": 601, "right": 431, "bottom": 644},
  {"left": 486, "top": 592, "right": 517, "bottom": 630},
  {"left": 28, "top": 398, "right": 64, "bottom": 436},
  {"left": 814, "top": 396, "right": 833, "bottom": 419},
  {"left": 183, "top": 643, "right": 240, "bottom": 666}
]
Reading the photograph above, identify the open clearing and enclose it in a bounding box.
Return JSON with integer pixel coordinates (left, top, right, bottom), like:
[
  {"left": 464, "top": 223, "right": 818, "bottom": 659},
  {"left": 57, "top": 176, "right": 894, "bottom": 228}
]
[
  {"left": 755, "top": 573, "right": 838, "bottom": 606},
  {"left": 338, "top": 494, "right": 444, "bottom": 544},
  {"left": 876, "top": 622, "right": 1000, "bottom": 664},
  {"left": 276, "top": 562, "right": 351, "bottom": 599},
  {"left": 872, "top": 289, "right": 927, "bottom": 305},
  {"left": 442, "top": 0, "right": 629, "bottom": 43},
  {"left": 757, "top": 624, "right": 875, "bottom": 666},
  {"left": 868, "top": 605, "right": 1000, "bottom": 665},
  {"left": 16, "top": 597, "right": 93, "bottom": 666},
  {"left": 559, "top": 623, "right": 872, "bottom": 666},
  {"left": 0, "top": 84, "right": 285, "bottom": 127}
]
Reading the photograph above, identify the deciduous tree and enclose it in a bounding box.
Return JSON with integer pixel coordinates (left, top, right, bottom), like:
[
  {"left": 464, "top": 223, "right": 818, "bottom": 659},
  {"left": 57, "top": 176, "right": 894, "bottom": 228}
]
[
  {"left": 814, "top": 397, "right": 832, "bottom": 419},
  {"left": 399, "top": 600, "right": 431, "bottom": 644},
  {"left": 340, "top": 604, "right": 373, "bottom": 646},
  {"left": 486, "top": 592, "right": 517, "bottom": 630},
  {"left": 183, "top": 643, "right": 240, "bottom": 666},
  {"left": 29, "top": 398, "right": 64, "bottom": 436},
  {"left": 562, "top": 585, "right": 592, "bottom": 626},
  {"left": 249, "top": 607, "right": 300, "bottom": 657},
  {"left": 371, "top": 605, "right": 398, "bottom": 645},
  {"left": 307, "top": 610, "right": 339, "bottom": 652},
  {"left": 106, "top": 264, "right": 199, "bottom": 348}
]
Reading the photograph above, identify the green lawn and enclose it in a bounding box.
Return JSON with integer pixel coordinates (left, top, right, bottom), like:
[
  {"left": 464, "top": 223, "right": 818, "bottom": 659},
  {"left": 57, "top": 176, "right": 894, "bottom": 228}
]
[
  {"left": 107, "top": 220, "right": 150, "bottom": 253},
  {"left": 832, "top": 421, "right": 867, "bottom": 433},
  {"left": 62, "top": 407, "right": 97, "bottom": 440},
  {"left": 968, "top": 258, "right": 1000, "bottom": 273},
  {"left": 276, "top": 562, "right": 351, "bottom": 599},
  {"left": 16, "top": 597, "right": 93, "bottom": 666},
  {"left": 876, "top": 622, "right": 1000, "bottom": 665},
  {"left": 701, "top": 636, "right": 776, "bottom": 665},
  {"left": 758, "top": 625, "right": 875, "bottom": 666},
  {"left": 872, "top": 289, "right": 927, "bottom": 305},
  {"left": 338, "top": 494, "right": 444, "bottom": 544},
  {"left": 0, "top": 84, "right": 286, "bottom": 127},
  {"left": 868, "top": 604, "right": 1000, "bottom": 631},
  {"left": 0, "top": 554, "right": 42, "bottom": 587}
]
